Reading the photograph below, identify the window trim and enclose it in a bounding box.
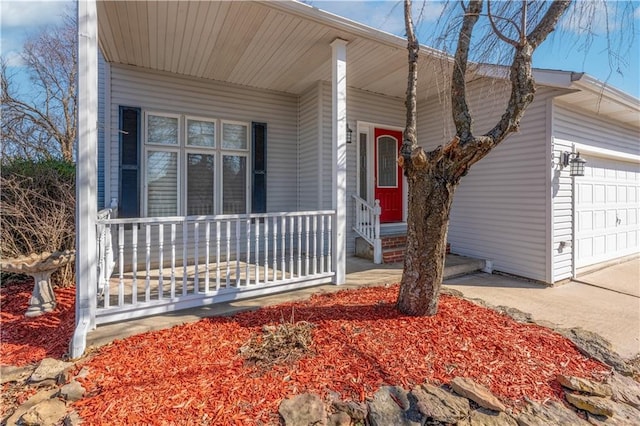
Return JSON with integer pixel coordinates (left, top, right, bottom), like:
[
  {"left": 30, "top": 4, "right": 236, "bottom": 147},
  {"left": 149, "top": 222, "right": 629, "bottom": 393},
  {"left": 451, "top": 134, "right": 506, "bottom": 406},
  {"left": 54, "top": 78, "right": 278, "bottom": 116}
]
[
  {"left": 220, "top": 152, "right": 250, "bottom": 214},
  {"left": 186, "top": 115, "right": 217, "bottom": 149},
  {"left": 143, "top": 147, "right": 181, "bottom": 217},
  {"left": 139, "top": 111, "right": 254, "bottom": 217},
  {"left": 221, "top": 119, "right": 250, "bottom": 151},
  {"left": 144, "top": 111, "right": 181, "bottom": 147}
]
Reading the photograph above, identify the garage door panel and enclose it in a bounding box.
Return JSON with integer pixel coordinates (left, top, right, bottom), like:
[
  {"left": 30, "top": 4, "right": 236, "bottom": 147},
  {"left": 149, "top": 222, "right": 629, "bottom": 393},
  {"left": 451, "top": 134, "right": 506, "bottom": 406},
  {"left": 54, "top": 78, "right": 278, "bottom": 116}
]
[{"left": 576, "top": 156, "right": 640, "bottom": 267}]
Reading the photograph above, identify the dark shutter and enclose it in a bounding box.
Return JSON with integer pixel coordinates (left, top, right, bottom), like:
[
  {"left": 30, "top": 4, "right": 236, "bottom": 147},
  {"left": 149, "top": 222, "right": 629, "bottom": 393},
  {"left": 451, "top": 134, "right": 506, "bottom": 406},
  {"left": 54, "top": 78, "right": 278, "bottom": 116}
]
[
  {"left": 252, "top": 122, "right": 267, "bottom": 214},
  {"left": 119, "top": 107, "right": 140, "bottom": 218}
]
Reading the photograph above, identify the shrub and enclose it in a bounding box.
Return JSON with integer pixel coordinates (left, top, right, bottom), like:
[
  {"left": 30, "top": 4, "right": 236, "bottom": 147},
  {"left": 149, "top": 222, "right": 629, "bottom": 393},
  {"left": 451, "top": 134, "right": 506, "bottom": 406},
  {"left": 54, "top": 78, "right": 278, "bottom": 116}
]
[{"left": 1, "top": 158, "right": 76, "bottom": 286}]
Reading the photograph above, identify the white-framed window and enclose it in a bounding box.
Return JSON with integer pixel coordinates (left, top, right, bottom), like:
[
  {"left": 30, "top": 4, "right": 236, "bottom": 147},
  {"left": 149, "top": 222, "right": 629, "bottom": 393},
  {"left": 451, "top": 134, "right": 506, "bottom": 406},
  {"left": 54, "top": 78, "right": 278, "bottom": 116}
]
[
  {"left": 144, "top": 112, "right": 181, "bottom": 216},
  {"left": 143, "top": 112, "right": 250, "bottom": 217},
  {"left": 220, "top": 120, "right": 249, "bottom": 214}
]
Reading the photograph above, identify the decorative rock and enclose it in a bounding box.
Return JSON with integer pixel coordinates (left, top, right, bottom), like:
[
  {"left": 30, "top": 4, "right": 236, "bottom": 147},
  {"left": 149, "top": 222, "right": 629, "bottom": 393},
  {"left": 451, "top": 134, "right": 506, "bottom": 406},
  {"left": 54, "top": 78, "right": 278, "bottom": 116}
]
[
  {"left": 327, "top": 411, "right": 351, "bottom": 426},
  {"left": 556, "top": 374, "right": 612, "bottom": 397},
  {"left": 457, "top": 408, "right": 518, "bottom": 426},
  {"left": 64, "top": 410, "right": 84, "bottom": 426},
  {"left": 58, "top": 380, "right": 86, "bottom": 401},
  {"left": 4, "top": 388, "right": 58, "bottom": 425},
  {"left": 332, "top": 400, "right": 367, "bottom": 421},
  {"left": 1, "top": 364, "right": 36, "bottom": 384},
  {"left": 19, "top": 398, "right": 68, "bottom": 426},
  {"left": 608, "top": 371, "right": 640, "bottom": 410},
  {"left": 495, "top": 306, "right": 533, "bottom": 323},
  {"left": 368, "top": 386, "right": 421, "bottom": 426},
  {"left": 586, "top": 400, "right": 640, "bottom": 426},
  {"left": 29, "top": 358, "right": 74, "bottom": 384},
  {"left": 279, "top": 393, "right": 326, "bottom": 426},
  {"left": 410, "top": 383, "right": 469, "bottom": 423},
  {"left": 517, "top": 400, "right": 590, "bottom": 425},
  {"left": 75, "top": 366, "right": 91, "bottom": 380},
  {"left": 565, "top": 393, "right": 615, "bottom": 417},
  {"left": 450, "top": 377, "right": 507, "bottom": 412},
  {"left": 557, "top": 327, "right": 635, "bottom": 376}
]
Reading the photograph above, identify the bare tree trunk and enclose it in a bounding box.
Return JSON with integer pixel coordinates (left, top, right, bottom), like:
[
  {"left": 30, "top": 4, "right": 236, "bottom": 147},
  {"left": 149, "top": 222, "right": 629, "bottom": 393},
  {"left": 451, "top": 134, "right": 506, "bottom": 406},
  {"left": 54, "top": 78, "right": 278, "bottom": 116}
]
[{"left": 398, "top": 166, "right": 457, "bottom": 315}]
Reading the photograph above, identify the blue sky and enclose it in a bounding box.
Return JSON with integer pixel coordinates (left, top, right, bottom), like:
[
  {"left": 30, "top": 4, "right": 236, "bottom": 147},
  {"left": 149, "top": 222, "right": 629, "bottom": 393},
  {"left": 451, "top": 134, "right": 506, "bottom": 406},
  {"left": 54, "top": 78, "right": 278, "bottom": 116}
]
[{"left": 2, "top": 0, "right": 639, "bottom": 98}]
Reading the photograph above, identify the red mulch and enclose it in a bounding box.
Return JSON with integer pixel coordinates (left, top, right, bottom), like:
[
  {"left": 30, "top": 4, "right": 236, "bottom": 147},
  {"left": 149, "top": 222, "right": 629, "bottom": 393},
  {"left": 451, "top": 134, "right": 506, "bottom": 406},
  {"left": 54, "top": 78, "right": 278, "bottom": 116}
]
[
  {"left": 0, "top": 280, "right": 76, "bottom": 366},
  {"left": 65, "top": 285, "right": 610, "bottom": 425}
]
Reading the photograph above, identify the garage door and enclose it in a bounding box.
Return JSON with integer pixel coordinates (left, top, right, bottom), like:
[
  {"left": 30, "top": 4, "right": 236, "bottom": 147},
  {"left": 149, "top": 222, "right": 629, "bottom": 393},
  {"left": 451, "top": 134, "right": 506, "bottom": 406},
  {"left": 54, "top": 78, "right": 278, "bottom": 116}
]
[{"left": 576, "top": 156, "right": 640, "bottom": 267}]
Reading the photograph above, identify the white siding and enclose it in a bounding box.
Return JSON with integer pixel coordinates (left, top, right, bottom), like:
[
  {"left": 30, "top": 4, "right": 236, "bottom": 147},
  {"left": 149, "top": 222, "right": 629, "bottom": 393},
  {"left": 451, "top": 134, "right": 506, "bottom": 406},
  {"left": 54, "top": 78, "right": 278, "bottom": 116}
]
[
  {"left": 418, "top": 80, "right": 558, "bottom": 282},
  {"left": 108, "top": 65, "right": 299, "bottom": 214},
  {"left": 552, "top": 103, "right": 640, "bottom": 280},
  {"left": 317, "top": 82, "right": 405, "bottom": 254},
  {"left": 554, "top": 105, "right": 639, "bottom": 155},
  {"left": 298, "top": 83, "right": 322, "bottom": 210}
]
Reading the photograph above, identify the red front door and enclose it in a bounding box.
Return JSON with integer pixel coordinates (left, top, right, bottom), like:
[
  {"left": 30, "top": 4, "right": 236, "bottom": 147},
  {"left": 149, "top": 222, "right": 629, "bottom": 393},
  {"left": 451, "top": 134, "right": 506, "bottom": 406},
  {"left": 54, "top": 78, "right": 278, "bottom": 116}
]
[{"left": 374, "top": 128, "right": 403, "bottom": 223}]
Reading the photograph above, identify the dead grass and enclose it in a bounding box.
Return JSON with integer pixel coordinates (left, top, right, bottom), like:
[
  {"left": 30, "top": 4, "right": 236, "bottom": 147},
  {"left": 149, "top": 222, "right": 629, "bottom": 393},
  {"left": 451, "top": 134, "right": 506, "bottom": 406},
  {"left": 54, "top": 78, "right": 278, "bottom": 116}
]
[{"left": 239, "top": 309, "right": 315, "bottom": 369}]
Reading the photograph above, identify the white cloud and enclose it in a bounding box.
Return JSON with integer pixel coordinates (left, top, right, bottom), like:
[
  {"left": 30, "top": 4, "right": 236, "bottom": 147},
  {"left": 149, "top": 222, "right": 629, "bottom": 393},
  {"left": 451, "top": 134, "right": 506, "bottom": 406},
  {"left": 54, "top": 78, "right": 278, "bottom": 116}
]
[
  {"left": 0, "top": 0, "right": 69, "bottom": 29},
  {"left": 0, "top": 1, "right": 72, "bottom": 57},
  {"left": 560, "top": 1, "right": 620, "bottom": 35},
  {"left": 3, "top": 50, "right": 24, "bottom": 67}
]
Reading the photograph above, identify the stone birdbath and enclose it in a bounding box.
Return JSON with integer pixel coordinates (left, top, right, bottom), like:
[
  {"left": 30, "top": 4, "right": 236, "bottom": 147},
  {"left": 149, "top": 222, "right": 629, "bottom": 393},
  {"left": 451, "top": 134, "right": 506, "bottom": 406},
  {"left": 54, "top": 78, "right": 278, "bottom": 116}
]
[{"left": 1, "top": 250, "right": 75, "bottom": 317}]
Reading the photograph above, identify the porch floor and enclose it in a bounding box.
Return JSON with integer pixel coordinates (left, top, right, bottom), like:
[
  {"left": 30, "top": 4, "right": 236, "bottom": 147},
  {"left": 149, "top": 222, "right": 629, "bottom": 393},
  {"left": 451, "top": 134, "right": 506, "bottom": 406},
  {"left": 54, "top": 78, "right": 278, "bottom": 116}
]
[{"left": 86, "top": 254, "right": 484, "bottom": 349}]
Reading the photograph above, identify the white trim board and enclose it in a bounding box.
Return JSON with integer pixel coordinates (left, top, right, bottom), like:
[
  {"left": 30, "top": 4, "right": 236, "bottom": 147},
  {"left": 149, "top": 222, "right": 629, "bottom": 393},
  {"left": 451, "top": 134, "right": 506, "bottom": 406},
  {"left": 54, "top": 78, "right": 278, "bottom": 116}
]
[{"left": 555, "top": 138, "right": 640, "bottom": 163}]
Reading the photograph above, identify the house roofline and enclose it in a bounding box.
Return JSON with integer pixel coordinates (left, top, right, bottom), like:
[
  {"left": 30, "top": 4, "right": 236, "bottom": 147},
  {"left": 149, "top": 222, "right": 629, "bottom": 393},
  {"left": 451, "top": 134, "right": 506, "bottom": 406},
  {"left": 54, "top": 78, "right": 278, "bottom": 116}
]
[
  {"left": 474, "top": 63, "right": 639, "bottom": 114},
  {"left": 261, "top": 0, "right": 450, "bottom": 61}
]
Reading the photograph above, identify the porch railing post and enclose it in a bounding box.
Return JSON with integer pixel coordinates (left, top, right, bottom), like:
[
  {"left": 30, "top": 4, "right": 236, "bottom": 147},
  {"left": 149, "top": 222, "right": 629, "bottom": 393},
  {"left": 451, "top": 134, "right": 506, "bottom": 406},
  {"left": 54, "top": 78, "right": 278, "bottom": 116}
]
[{"left": 373, "top": 199, "right": 382, "bottom": 264}]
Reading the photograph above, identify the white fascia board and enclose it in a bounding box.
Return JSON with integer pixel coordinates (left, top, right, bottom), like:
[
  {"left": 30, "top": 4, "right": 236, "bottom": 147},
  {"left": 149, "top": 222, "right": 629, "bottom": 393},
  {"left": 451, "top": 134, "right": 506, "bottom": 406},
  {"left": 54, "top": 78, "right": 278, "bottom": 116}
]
[
  {"left": 555, "top": 138, "right": 640, "bottom": 163},
  {"left": 261, "top": 0, "right": 450, "bottom": 61},
  {"left": 569, "top": 74, "right": 640, "bottom": 113},
  {"left": 472, "top": 64, "right": 576, "bottom": 89}
]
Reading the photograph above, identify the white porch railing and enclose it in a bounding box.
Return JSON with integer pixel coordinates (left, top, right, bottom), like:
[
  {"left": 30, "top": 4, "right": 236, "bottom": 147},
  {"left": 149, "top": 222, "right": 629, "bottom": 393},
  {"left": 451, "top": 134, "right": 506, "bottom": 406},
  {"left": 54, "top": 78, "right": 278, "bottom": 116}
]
[
  {"left": 95, "top": 210, "right": 335, "bottom": 324},
  {"left": 352, "top": 195, "right": 382, "bottom": 264},
  {"left": 96, "top": 199, "right": 117, "bottom": 295}
]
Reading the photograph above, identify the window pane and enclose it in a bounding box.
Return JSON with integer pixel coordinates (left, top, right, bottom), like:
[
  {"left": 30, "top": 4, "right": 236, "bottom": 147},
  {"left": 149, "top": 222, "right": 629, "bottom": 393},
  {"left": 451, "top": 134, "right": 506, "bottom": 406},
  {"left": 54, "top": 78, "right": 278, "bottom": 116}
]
[
  {"left": 187, "top": 154, "right": 214, "bottom": 215},
  {"left": 187, "top": 119, "right": 215, "bottom": 147},
  {"left": 223, "top": 155, "right": 246, "bottom": 214},
  {"left": 147, "top": 115, "right": 178, "bottom": 145},
  {"left": 222, "top": 123, "right": 247, "bottom": 150},
  {"left": 377, "top": 136, "right": 397, "bottom": 187},
  {"left": 147, "top": 151, "right": 178, "bottom": 216}
]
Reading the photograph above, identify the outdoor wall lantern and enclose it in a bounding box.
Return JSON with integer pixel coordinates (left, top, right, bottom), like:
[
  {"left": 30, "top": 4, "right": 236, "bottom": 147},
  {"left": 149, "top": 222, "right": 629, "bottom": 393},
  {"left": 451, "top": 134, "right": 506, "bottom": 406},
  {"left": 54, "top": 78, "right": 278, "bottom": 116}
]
[
  {"left": 346, "top": 123, "right": 353, "bottom": 144},
  {"left": 562, "top": 151, "right": 587, "bottom": 177}
]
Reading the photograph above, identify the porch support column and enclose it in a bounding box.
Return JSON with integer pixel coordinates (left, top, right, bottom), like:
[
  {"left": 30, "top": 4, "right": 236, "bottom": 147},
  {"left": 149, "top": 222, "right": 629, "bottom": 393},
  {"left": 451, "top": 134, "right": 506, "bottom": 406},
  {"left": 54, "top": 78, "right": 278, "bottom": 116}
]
[
  {"left": 331, "top": 38, "right": 348, "bottom": 285},
  {"left": 71, "top": 0, "right": 98, "bottom": 359}
]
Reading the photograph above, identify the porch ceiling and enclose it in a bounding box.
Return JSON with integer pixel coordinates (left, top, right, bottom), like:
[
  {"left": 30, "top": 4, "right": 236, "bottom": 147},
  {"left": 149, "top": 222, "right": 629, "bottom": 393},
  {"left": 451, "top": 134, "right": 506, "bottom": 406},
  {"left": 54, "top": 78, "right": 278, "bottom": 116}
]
[{"left": 97, "top": 0, "right": 449, "bottom": 101}]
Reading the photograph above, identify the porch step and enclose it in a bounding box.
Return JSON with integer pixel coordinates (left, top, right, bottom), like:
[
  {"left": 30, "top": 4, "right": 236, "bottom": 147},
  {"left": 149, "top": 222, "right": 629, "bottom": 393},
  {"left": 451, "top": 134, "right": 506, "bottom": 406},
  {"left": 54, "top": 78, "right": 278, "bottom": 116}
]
[{"left": 356, "top": 233, "right": 451, "bottom": 264}]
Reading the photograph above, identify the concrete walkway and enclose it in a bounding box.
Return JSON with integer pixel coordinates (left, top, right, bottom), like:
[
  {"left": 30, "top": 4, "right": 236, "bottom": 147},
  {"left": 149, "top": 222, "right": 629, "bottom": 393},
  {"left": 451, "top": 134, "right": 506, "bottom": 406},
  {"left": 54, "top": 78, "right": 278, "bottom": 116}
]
[
  {"left": 86, "top": 255, "right": 639, "bottom": 361},
  {"left": 576, "top": 257, "right": 640, "bottom": 298}
]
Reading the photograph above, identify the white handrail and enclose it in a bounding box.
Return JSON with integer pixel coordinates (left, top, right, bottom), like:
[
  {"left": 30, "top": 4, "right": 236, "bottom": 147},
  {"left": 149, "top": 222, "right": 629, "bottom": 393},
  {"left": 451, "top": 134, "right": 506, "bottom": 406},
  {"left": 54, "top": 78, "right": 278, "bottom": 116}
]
[
  {"left": 96, "top": 198, "right": 118, "bottom": 297},
  {"left": 93, "top": 210, "right": 336, "bottom": 323},
  {"left": 352, "top": 195, "right": 382, "bottom": 264}
]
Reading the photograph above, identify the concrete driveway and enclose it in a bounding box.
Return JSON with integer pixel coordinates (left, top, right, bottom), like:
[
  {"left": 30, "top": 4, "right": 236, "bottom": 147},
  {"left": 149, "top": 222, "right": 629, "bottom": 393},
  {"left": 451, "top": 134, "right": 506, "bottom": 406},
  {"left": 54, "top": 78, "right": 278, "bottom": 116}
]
[
  {"left": 445, "top": 263, "right": 640, "bottom": 360},
  {"left": 576, "top": 257, "right": 640, "bottom": 298}
]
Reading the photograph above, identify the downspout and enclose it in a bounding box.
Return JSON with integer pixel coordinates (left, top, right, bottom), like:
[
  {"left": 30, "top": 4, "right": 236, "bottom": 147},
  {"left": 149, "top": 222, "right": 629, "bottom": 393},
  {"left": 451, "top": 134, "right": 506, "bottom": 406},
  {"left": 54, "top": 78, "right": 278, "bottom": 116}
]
[
  {"left": 71, "top": 0, "right": 98, "bottom": 359},
  {"left": 571, "top": 142, "right": 577, "bottom": 279}
]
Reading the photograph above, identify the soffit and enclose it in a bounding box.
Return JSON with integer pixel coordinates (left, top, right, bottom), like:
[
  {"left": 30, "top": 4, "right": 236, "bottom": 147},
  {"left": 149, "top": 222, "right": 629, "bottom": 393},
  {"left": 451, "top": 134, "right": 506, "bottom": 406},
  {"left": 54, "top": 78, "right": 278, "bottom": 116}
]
[{"left": 97, "top": 0, "right": 447, "bottom": 101}]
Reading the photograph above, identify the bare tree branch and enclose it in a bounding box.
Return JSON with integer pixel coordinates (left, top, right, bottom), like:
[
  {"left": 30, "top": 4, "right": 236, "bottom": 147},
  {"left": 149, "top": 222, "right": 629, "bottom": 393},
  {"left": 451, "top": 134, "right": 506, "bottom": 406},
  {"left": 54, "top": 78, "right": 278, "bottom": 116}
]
[{"left": 1, "top": 9, "right": 77, "bottom": 161}]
